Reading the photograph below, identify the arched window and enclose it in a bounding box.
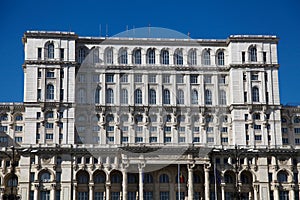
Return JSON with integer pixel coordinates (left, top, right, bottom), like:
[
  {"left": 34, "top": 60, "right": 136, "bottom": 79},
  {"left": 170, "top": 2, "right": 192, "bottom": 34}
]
[
  {"left": 111, "top": 173, "right": 121, "bottom": 183},
  {"left": 7, "top": 175, "right": 18, "bottom": 187},
  {"left": 188, "top": 49, "right": 197, "bottom": 65},
  {"left": 161, "top": 50, "right": 169, "bottom": 65},
  {"left": 78, "top": 89, "right": 86, "bottom": 104},
  {"left": 133, "top": 49, "right": 141, "bottom": 64},
  {"left": 174, "top": 49, "right": 183, "bottom": 65},
  {"left": 78, "top": 47, "right": 87, "bottom": 63},
  {"left": 205, "top": 90, "right": 212, "bottom": 105},
  {"left": 294, "top": 117, "right": 300, "bottom": 123},
  {"left": 159, "top": 174, "right": 169, "bottom": 183},
  {"left": 277, "top": 171, "right": 288, "bottom": 183},
  {"left": 120, "top": 89, "right": 128, "bottom": 104},
  {"left": 46, "top": 84, "right": 54, "bottom": 100},
  {"left": 48, "top": 43, "right": 54, "bottom": 59},
  {"left": 240, "top": 171, "right": 252, "bottom": 184},
  {"left": 147, "top": 49, "right": 155, "bottom": 64},
  {"left": 224, "top": 172, "right": 235, "bottom": 184},
  {"left": 177, "top": 89, "right": 184, "bottom": 104},
  {"left": 95, "top": 88, "right": 100, "bottom": 104},
  {"left": 127, "top": 174, "right": 137, "bottom": 184},
  {"left": 249, "top": 46, "right": 257, "bottom": 62},
  {"left": 149, "top": 89, "right": 156, "bottom": 104},
  {"left": 163, "top": 89, "right": 170, "bottom": 104},
  {"left": 40, "top": 171, "right": 51, "bottom": 183},
  {"left": 144, "top": 174, "right": 153, "bottom": 183},
  {"left": 94, "top": 173, "right": 105, "bottom": 184},
  {"left": 252, "top": 87, "right": 259, "bottom": 102},
  {"left": 134, "top": 89, "right": 142, "bottom": 104},
  {"left": 92, "top": 47, "right": 99, "bottom": 63},
  {"left": 203, "top": 50, "right": 211, "bottom": 65},
  {"left": 118, "top": 48, "right": 128, "bottom": 64},
  {"left": 191, "top": 90, "right": 198, "bottom": 104},
  {"left": 77, "top": 172, "right": 89, "bottom": 184},
  {"left": 219, "top": 90, "right": 226, "bottom": 105},
  {"left": 217, "top": 51, "right": 225, "bottom": 65},
  {"left": 106, "top": 89, "right": 114, "bottom": 104},
  {"left": 105, "top": 48, "right": 113, "bottom": 64}
]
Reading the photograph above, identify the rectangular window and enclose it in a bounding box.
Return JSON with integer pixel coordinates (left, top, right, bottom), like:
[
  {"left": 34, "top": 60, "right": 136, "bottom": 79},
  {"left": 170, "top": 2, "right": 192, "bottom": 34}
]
[
  {"left": 176, "top": 74, "right": 184, "bottom": 83},
  {"left": 60, "top": 48, "right": 64, "bottom": 60},
  {"left": 263, "top": 52, "right": 267, "bottom": 63},
  {"left": 46, "top": 134, "right": 53, "bottom": 140},
  {"left": 164, "top": 137, "right": 171, "bottom": 143},
  {"left": 29, "top": 191, "right": 34, "bottom": 200},
  {"left": 206, "top": 127, "right": 213, "bottom": 133},
  {"left": 193, "top": 137, "right": 200, "bottom": 143},
  {"left": 60, "top": 89, "right": 64, "bottom": 101},
  {"left": 207, "top": 137, "right": 214, "bottom": 143},
  {"left": 148, "top": 74, "right": 156, "bottom": 83},
  {"left": 254, "top": 124, "right": 261, "bottom": 130},
  {"left": 15, "top": 126, "right": 23, "bottom": 132},
  {"left": 164, "top": 126, "right": 171, "bottom": 132},
  {"left": 144, "top": 191, "right": 153, "bottom": 200},
  {"left": 295, "top": 128, "right": 300, "bottom": 134},
  {"left": 38, "top": 48, "right": 42, "bottom": 60},
  {"left": 15, "top": 137, "right": 22, "bottom": 142},
  {"left": 251, "top": 72, "right": 259, "bottom": 81},
  {"left": 282, "top": 128, "right": 288, "bottom": 133},
  {"left": 108, "top": 137, "right": 114, "bottom": 142},
  {"left": 193, "top": 127, "right": 200, "bottom": 133},
  {"left": 254, "top": 135, "right": 262, "bottom": 140},
  {"left": 46, "top": 123, "right": 54, "bottom": 129},
  {"left": 204, "top": 75, "right": 212, "bottom": 84},
  {"left": 178, "top": 126, "right": 185, "bottom": 132},
  {"left": 221, "top": 137, "right": 228, "bottom": 143},
  {"left": 0, "top": 136, "right": 8, "bottom": 143},
  {"left": 176, "top": 192, "right": 185, "bottom": 200},
  {"left": 121, "top": 126, "right": 128, "bottom": 132},
  {"left": 93, "top": 74, "right": 100, "bottom": 82},
  {"left": 135, "top": 137, "right": 143, "bottom": 143},
  {"left": 221, "top": 127, "right": 228, "bottom": 133},
  {"left": 38, "top": 70, "right": 42, "bottom": 78},
  {"left": 46, "top": 71, "right": 55, "bottom": 78},
  {"left": 106, "top": 74, "right": 114, "bottom": 83},
  {"left": 282, "top": 138, "right": 289, "bottom": 144},
  {"left": 244, "top": 92, "right": 247, "bottom": 102},
  {"left": 150, "top": 126, "right": 157, "bottom": 133},
  {"left": 242, "top": 52, "right": 245, "bottom": 63},
  {"left": 134, "top": 74, "right": 143, "bottom": 83},
  {"left": 136, "top": 126, "right": 143, "bottom": 132},
  {"left": 219, "top": 75, "right": 226, "bottom": 84},
  {"left": 179, "top": 137, "right": 185, "bottom": 143},
  {"left": 190, "top": 75, "right": 198, "bottom": 84},
  {"left": 122, "top": 137, "right": 128, "bottom": 143},
  {"left": 107, "top": 126, "right": 114, "bottom": 132},
  {"left": 120, "top": 74, "right": 128, "bottom": 83},
  {"left": 0, "top": 126, "right": 8, "bottom": 132},
  {"left": 37, "top": 89, "right": 41, "bottom": 100},
  {"left": 149, "top": 137, "right": 157, "bottom": 143},
  {"left": 162, "top": 74, "right": 170, "bottom": 83}
]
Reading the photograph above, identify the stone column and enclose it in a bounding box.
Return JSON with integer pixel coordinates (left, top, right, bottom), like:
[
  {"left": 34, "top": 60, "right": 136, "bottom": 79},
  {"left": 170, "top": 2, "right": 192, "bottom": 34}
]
[
  {"left": 89, "top": 185, "right": 94, "bottom": 200},
  {"left": 221, "top": 184, "right": 225, "bottom": 200},
  {"left": 139, "top": 164, "right": 144, "bottom": 200},
  {"left": 204, "top": 165, "right": 210, "bottom": 200},
  {"left": 73, "top": 185, "right": 77, "bottom": 200},
  {"left": 290, "top": 185, "right": 295, "bottom": 200},
  {"left": 50, "top": 184, "right": 56, "bottom": 200},
  {"left": 106, "top": 184, "right": 111, "bottom": 200},
  {"left": 273, "top": 184, "right": 279, "bottom": 200},
  {"left": 188, "top": 165, "right": 194, "bottom": 200},
  {"left": 122, "top": 170, "right": 127, "bottom": 200},
  {"left": 253, "top": 184, "right": 259, "bottom": 200},
  {"left": 34, "top": 184, "right": 39, "bottom": 200},
  {"left": 0, "top": 188, "right": 4, "bottom": 200}
]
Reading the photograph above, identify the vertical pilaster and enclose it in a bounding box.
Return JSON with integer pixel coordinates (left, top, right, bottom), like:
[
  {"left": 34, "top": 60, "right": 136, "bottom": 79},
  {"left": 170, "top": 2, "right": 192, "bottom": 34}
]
[
  {"left": 204, "top": 165, "right": 210, "bottom": 200},
  {"left": 34, "top": 185, "right": 39, "bottom": 200},
  {"left": 89, "top": 185, "right": 93, "bottom": 200},
  {"left": 221, "top": 184, "right": 225, "bottom": 200},
  {"left": 188, "top": 165, "right": 194, "bottom": 200},
  {"left": 138, "top": 164, "right": 144, "bottom": 200},
  {"left": 122, "top": 170, "right": 127, "bottom": 200}
]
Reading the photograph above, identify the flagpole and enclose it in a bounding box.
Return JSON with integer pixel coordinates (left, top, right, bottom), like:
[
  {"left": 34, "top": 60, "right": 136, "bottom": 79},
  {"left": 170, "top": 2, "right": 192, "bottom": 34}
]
[{"left": 178, "top": 163, "right": 180, "bottom": 200}]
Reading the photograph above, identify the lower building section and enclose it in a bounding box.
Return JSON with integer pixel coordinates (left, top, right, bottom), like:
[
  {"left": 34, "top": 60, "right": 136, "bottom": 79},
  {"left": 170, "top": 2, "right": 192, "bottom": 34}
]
[{"left": 0, "top": 145, "right": 299, "bottom": 200}]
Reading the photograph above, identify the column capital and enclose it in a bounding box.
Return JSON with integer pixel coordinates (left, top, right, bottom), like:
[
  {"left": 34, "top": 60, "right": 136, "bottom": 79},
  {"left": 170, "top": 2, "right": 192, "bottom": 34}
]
[{"left": 138, "top": 162, "right": 146, "bottom": 170}]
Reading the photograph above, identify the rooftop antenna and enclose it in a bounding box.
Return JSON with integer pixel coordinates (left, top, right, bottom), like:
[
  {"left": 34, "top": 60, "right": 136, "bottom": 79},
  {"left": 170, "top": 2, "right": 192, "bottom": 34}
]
[
  {"left": 133, "top": 25, "right": 135, "bottom": 38},
  {"left": 106, "top": 24, "right": 108, "bottom": 38},
  {"left": 188, "top": 32, "right": 191, "bottom": 39},
  {"left": 126, "top": 25, "right": 129, "bottom": 37}
]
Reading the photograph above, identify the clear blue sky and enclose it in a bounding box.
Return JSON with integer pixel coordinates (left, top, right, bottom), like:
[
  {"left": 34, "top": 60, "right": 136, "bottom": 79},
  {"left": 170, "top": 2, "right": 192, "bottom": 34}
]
[{"left": 0, "top": 0, "right": 299, "bottom": 104}]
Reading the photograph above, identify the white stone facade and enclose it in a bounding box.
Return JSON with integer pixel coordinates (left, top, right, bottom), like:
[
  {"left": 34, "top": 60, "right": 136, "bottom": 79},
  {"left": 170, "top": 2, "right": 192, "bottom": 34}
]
[{"left": 0, "top": 31, "right": 298, "bottom": 200}]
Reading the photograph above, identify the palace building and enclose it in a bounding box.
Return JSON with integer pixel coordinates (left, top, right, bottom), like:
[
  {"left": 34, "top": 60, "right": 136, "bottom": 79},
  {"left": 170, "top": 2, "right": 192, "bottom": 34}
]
[{"left": 0, "top": 29, "right": 299, "bottom": 200}]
